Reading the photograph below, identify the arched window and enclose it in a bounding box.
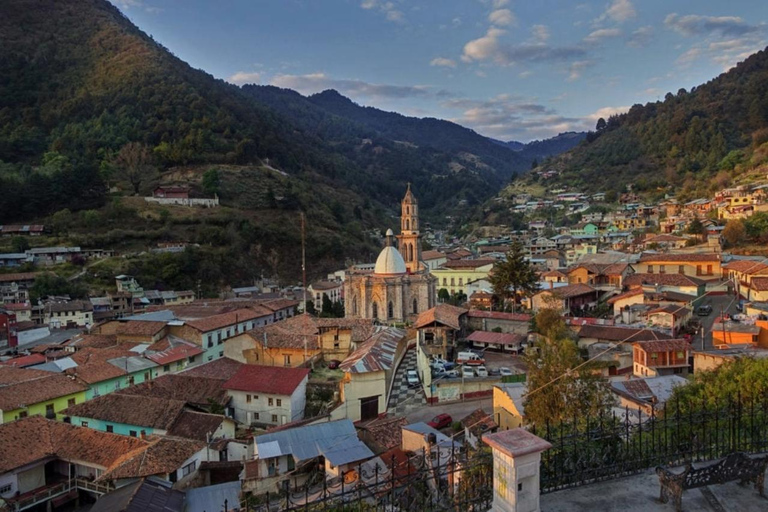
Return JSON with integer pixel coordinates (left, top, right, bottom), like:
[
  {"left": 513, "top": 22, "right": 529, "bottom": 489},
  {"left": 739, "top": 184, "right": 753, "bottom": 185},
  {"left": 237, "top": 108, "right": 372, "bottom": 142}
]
[
  {"left": 388, "top": 301, "right": 394, "bottom": 319},
  {"left": 412, "top": 298, "right": 418, "bottom": 314},
  {"left": 406, "top": 219, "right": 410, "bottom": 230},
  {"left": 408, "top": 244, "right": 414, "bottom": 262},
  {"left": 372, "top": 303, "right": 378, "bottom": 319},
  {"left": 407, "top": 206, "right": 410, "bottom": 215},
  {"left": 352, "top": 297, "right": 358, "bottom": 315}
]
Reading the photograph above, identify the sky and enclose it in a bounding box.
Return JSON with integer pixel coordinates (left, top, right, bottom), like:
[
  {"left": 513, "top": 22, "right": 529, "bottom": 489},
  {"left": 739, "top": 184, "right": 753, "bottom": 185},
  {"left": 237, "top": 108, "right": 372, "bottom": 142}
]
[{"left": 112, "top": 0, "right": 768, "bottom": 142}]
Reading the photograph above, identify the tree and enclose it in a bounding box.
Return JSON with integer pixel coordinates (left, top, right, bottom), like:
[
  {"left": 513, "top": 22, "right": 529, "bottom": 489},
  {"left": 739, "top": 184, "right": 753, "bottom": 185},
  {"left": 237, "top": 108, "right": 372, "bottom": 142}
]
[
  {"left": 438, "top": 288, "right": 450, "bottom": 303},
  {"left": 201, "top": 169, "right": 220, "bottom": 196},
  {"left": 595, "top": 117, "right": 607, "bottom": 131},
  {"left": 722, "top": 219, "right": 746, "bottom": 247},
  {"left": 305, "top": 300, "right": 317, "bottom": 316},
  {"left": 604, "top": 190, "right": 618, "bottom": 203},
  {"left": 523, "top": 321, "right": 615, "bottom": 427},
  {"left": 115, "top": 142, "right": 156, "bottom": 195},
  {"left": 686, "top": 216, "right": 706, "bottom": 238},
  {"left": 10, "top": 236, "right": 29, "bottom": 253},
  {"left": 530, "top": 158, "right": 539, "bottom": 170},
  {"left": 489, "top": 242, "right": 539, "bottom": 312}
]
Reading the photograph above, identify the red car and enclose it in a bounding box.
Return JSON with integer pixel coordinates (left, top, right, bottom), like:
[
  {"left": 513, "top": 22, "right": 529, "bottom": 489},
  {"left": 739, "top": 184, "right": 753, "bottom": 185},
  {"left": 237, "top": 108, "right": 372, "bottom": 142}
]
[{"left": 427, "top": 413, "right": 452, "bottom": 430}]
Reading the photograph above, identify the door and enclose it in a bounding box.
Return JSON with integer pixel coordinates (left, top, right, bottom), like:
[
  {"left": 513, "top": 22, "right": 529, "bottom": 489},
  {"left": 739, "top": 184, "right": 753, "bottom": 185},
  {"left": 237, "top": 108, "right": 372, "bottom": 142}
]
[{"left": 360, "top": 396, "right": 379, "bottom": 422}]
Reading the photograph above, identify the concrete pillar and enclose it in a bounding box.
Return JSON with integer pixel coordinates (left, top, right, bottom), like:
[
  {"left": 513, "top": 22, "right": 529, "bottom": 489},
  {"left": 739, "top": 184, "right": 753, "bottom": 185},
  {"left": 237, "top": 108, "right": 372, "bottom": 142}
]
[{"left": 482, "top": 428, "right": 552, "bottom": 512}]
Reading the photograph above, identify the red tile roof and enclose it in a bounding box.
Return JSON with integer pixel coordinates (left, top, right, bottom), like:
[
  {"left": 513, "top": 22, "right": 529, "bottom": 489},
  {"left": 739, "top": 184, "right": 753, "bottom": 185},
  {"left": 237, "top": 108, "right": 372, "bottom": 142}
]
[
  {"left": 624, "top": 273, "right": 706, "bottom": 288},
  {"left": 0, "top": 353, "right": 46, "bottom": 368},
  {"left": 0, "top": 272, "right": 43, "bottom": 283},
  {"left": 639, "top": 253, "right": 720, "bottom": 263},
  {"left": 751, "top": 277, "right": 768, "bottom": 292},
  {"left": 466, "top": 310, "right": 532, "bottom": 322},
  {"left": 115, "top": 321, "right": 167, "bottom": 337},
  {"left": 606, "top": 288, "right": 643, "bottom": 304},
  {"left": 98, "top": 436, "right": 205, "bottom": 481},
  {"left": 421, "top": 250, "right": 446, "bottom": 260},
  {"left": 466, "top": 330, "right": 525, "bottom": 346},
  {"left": 118, "top": 374, "right": 229, "bottom": 408},
  {"left": 0, "top": 367, "right": 87, "bottom": 410},
  {"left": 440, "top": 259, "right": 495, "bottom": 269},
  {"left": 222, "top": 365, "right": 309, "bottom": 396},
  {"left": 723, "top": 260, "right": 768, "bottom": 274},
  {"left": 184, "top": 308, "right": 269, "bottom": 333},
  {"left": 633, "top": 339, "right": 691, "bottom": 352},
  {"left": 180, "top": 358, "right": 243, "bottom": 381},
  {"left": 146, "top": 343, "right": 204, "bottom": 365},
  {"left": 577, "top": 325, "right": 672, "bottom": 343},
  {"left": 546, "top": 283, "right": 597, "bottom": 299},
  {"left": 413, "top": 304, "right": 468, "bottom": 330},
  {"left": 647, "top": 305, "right": 691, "bottom": 317},
  {"left": 63, "top": 394, "right": 188, "bottom": 430}
]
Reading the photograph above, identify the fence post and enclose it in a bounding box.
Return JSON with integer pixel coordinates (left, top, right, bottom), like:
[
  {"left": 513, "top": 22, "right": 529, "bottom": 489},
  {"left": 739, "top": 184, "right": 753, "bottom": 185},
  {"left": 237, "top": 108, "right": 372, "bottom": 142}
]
[{"left": 482, "top": 428, "right": 552, "bottom": 512}]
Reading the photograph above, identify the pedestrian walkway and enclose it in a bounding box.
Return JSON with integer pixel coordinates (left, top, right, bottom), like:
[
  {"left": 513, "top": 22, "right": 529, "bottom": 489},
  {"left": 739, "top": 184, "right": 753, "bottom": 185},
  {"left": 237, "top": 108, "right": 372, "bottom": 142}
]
[{"left": 387, "top": 347, "right": 426, "bottom": 416}]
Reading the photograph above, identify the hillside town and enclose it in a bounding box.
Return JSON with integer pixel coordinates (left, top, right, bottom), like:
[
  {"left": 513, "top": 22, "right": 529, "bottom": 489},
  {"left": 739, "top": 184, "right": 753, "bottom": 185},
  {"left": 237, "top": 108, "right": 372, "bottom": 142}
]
[{"left": 1, "top": 182, "right": 768, "bottom": 512}]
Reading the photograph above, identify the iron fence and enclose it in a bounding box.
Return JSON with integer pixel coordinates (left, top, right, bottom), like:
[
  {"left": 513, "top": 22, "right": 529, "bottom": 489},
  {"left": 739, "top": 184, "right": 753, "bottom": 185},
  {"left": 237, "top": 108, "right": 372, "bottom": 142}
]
[
  {"left": 533, "top": 393, "right": 768, "bottom": 493},
  {"left": 241, "top": 445, "right": 493, "bottom": 512}
]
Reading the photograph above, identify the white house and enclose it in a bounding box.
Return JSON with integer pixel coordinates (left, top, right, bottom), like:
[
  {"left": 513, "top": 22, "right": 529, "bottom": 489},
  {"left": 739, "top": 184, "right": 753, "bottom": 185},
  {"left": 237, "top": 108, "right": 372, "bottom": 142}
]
[{"left": 222, "top": 365, "right": 309, "bottom": 426}]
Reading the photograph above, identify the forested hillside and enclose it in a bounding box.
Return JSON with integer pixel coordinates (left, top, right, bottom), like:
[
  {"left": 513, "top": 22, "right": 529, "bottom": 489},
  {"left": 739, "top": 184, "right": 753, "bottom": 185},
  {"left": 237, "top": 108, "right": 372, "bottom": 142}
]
[{"left": 534, "top": 47, "right": 768, "bottom": 201}]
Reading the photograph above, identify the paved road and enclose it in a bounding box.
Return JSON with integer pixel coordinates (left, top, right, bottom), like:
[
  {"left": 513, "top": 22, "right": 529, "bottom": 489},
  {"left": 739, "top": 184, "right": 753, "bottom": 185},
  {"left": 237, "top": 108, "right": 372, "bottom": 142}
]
[
  {"left": 692, "top": 293, "right": 739, "bottom": 351},
  {"left": 404, "top": 396, "right": 492, "bottom": 425}
]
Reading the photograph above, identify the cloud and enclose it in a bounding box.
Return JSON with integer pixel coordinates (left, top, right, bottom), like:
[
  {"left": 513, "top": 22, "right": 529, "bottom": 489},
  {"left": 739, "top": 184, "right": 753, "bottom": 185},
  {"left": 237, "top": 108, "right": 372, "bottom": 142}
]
[
  {"left": 531, "top": 25, "right": 550, "bottom": 43},
  {"left": 491, "top": 0, "right": 510, "bottom": 7},
  {"left": 583, "top": 28, "right": 622, "bottom": 44},
  {"left": 585, "top": 105, "right": 630, "bottom": 123},
  {"left": 664, "top": 13, "right": 763, "bottom": 38},
  {"left": 360, "top": 0, "right": 404, "bottom": 23},
  {"left": 462, "top": 28, "right": 587, "bottom": 65},
  {"left": 567, "top": 60, "right": 595, "bottom": 81},
  {"left": 269, "top": 73, "right": 450, "bottom": 99},
  {"left": 594, "top": 0, "right": 636, "bottom": 25},
  {"left": 109, "top": 0, "right": 160, "bottom": 13},
  {"left": 489, "top": 8, "right": 516, "bottom": 27},
  {"left": 228, "top": 71, "right": 263, "bottom": 85},
  {"left": 627, "top": 26, "right": 653, "bottom": 47},
  {"left": 519, "top": 70, "right": 533, "bottom": 78},
  {"left": 430, "top": 57, "right": 457, "bottom": 68}
]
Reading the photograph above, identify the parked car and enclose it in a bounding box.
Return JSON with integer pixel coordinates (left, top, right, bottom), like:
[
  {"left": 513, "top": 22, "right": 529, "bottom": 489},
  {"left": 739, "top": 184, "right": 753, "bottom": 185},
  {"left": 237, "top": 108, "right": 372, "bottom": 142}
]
[
  {"left": 474, "top": 365, "right": 489, "bottom": 378},
  {"left": 499, "top": 367, "right": 514, "bottom": 377},
  {"left": 456, "top": 351, "right": 485, "bottom": 365},
  {"left": 427, "top": 413, "right": 453, "bottom": 430},
  {"left": 406, "top": 370, "right": 420, "bottom": 387},
  {"left": 697, "top": 305, "right": 713, "bottom": 316},
  {"left": 327, "top": 359, "right": 341, "bottom": 369},
  {"left": 444, "top": 369, "right": 459, "bottom": 378},
  {"left": 461, "top": 366, "right": 475, "bottom": 379}
]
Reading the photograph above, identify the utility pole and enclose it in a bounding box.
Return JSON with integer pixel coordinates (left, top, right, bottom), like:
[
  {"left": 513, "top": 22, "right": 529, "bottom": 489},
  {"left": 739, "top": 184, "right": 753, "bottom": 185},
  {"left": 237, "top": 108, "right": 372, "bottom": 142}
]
[
  {"left": 720, "top": 306, "right": 727, "bottom": 348},
  {"left": 301, "top": 212, "right": 310, "bottom": 367}
]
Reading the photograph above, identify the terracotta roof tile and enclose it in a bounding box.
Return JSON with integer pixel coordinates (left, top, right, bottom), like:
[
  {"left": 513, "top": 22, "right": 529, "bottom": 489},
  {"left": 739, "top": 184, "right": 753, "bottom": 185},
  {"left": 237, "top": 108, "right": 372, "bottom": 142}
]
[
  {"left": 414, "top": 304, "right": 468, "bottom": 330},
  {"left": 180, "top": 358, "right": 243, "bottom": 381},
  {"left": 546, "top": 283, "right": 597, "bottom": 299},
  {"left": 184, "top": 309, "right": 269, "bottom": 333},
  {"left": 466, "top": 310, "right": 532, "bottom": 322},
  {"left": 633, "top": 339, "right": 691, "bottom": 352},
  {"left": 578, "top": 325, "right": 673, "bottom": 342},
  {"left": 115, "top": 321, "right": 168, "bottom": 337},
  {"left": 0, "top": 272, "right": 43, "bottom": 283},
  {"left": 606, "top": 288, "right": 643, "bottom": 304},
  {"left": 723, "top": 260, "right": 768, "bottom": 274},
  {"left": 0, "top": 367, "right": 87, "bottom": 410},
  {"left": 421, "top": 250, "right": 446, "bottom": 260},
  {"left": 751, "top": 277, "right": 768, "bottom": 291},
  {"left": 624, "top": 273, "right": 706, "bottom": 288},
  {"left": 98, "top": 436, "right": 205, "bottom": 481},
  {"left": 166, "top": 410, "right": 227, "bottom": 441},
  {"left": 119, "top": 374, "right": 229, "bottom": 408},
  {"left": 440, "top": 259, "right": 495, "bottom": 269},
  {"left": 223, "top": 365, "right": 309, "bottom": 396},
  {"left": 466, "top": 330, "right": 525, "bottom": 346},
  {"left": 639, "top": 253, "right": 720, "bottom": 263},
  {"left": 63, "top": 394, "right": 188, "bottom": 430}
]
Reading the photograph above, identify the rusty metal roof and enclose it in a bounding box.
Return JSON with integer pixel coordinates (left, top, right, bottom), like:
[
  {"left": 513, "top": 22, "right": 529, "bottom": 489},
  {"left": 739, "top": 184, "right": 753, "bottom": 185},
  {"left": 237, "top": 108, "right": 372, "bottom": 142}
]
[{"left": 339, "top": 327, "right": 405, "bottom": 373}]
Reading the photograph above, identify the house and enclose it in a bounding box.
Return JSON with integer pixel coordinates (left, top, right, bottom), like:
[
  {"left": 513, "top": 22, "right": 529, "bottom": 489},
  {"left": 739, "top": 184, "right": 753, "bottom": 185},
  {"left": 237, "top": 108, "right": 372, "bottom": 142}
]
[
  {"left": 466, "top": 330, "right": 525, "bottom": 353},
  {"left": 645, "top": 305, "right": 692, "bottom": 336},
  {"left": 95, "top": 320, "right": 169, "bottom": 344},
  {"left": 469, "top": 291, "right": 493, "bottom": 309},
  {"left": 635, "top": 252, "right": 721, "bottom": 279},
  {"left": 65, "top": 347, "right": 159, "bottom": 400},
  {"left": 623, "top": 273, "right": 706, "bottom": 299},
  {"left": 62, "top": 393, "right": 235, "bottom": 441},
  {"left": 610, "top": 375, "right": 688, "bottom": 415},
  {"left": 749, "top": 277, "right": 768, "bottom": 302},
  {"left": 90, "top": 478, "right": 185, "bottom": 512},
  {"left": 541, "top": 269, "right": 567, "bottom": 284},
  {"left": 307, "top": 280, "right": 343, "bottom": 311},
  {"left": 117, "top": 373, "right": 231, "bottom": 412},
  {"left": 145, "top": 335, "right": 204, "bottom": 375},
  {"left": 531, "top": 283, "right": 598, "bottom": 314},
  {"left": 0, "top": 309, "right": 18, "bottom": 348},
  {"left": 721, "top": 259, "right": 768, "bottom": 301},
  {"left": 493, "top": 383, "right": 526, "bottom": 430},
  {"left": 401, "top": 422, "right": 462, "bottom": 453},
  {"left": 258, "top": 298, "right": 299, "bottom": 321},
  {"left": 422, "top": 250, "right": 448, "bottom": 271},
  {"left": 0, "top": 252, "right": 31, "bottom": 267},
  {"left": 43, "top": 300, "right": 94, "bottom": 328},
  {"left": 431, "top": 259, "right": 495, "bottom": 297},
  {"left": 577, "top": 325, "right": 673, "bottom": 347},
  {"left": 460, "top": 408, "right": 498, "bottom": 449},
  {"left": 245, "top": 419, "right": 374, "bottom": 495},
  {"left": 607, "top": 288, "right": 645, "bottom": 317},
  {"left": 153, "top": 186, "right": 190, "bottom": 199},
  {"left": 466, "top": 310, "right": 531, "bottom": 336},
  {"left": 632, "top": 339, "right": 691, "bottom": 377},
  {"left": 0, "top": 366, "right": 88, "bottom": 423},
  {"left": 0, "top": 224, "right": 44, "bottom": 237},
  {"left": 711, "top": 321, "right": 763, "bottom": 349},
  {"left": 333, "top": 327, "right": 406, "bottom": 422},
  {"left": 566, "top": 263, "right": 633, "bottom": 291},
  {"left": 222, "top": 364, "right": 310, "bottom": 426},
  {"left": 642, "top": 234, "right": 688, "bottom": 250},
  {"left": 413, "top": 304, "right": 468, "bottom": 360},
  {"left": 26, "top": 246, "right": 82, "bottom": 266}
]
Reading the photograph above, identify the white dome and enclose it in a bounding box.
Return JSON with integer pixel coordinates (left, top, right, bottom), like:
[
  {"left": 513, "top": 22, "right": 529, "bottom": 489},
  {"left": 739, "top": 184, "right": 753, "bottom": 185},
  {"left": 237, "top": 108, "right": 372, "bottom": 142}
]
[{"left": 374, "top": 246, "right": 407, "bottom": 275}]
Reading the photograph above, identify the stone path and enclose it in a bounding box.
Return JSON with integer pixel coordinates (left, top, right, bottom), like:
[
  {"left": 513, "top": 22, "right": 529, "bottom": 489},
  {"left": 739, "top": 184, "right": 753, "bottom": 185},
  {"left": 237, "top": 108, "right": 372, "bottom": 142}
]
[{"left": 387, "top": 347, "right": 427, "bottom": 416}]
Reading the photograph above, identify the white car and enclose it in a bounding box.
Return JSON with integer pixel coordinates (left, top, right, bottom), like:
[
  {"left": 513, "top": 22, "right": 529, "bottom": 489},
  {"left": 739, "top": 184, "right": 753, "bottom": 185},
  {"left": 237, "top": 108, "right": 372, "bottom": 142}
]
[
  {"left": 461, "top": 366, "right": 475, "bottom": 379},
  {"left": 406, "top": 370, "right": 420, "bottom": 387},
  {"left": 474, "top": 365, "right": 489, "bottom": 378},
  {"left": 499, "top": 367, "right": 514, "bottom": 377}
]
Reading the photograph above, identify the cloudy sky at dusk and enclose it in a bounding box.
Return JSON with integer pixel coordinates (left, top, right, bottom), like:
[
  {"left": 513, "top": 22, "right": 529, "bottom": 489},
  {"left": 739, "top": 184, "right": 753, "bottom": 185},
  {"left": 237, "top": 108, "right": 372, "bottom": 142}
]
[{"left": 113, "top": 0, "right": 768, "bottom": 142}]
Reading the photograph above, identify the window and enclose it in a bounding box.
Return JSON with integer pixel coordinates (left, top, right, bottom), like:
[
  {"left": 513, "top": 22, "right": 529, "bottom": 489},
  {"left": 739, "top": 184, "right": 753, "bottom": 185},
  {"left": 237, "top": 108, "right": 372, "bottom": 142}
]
[
  {"left": 254, "top": 412, "right": 260, "bottom": 420},
  {"left": 218, "top": 351, "right": 223, "bottom": 358},
  {"left": 19, "top": 411, "right": 28, "bottom": 419},
  {"left": 128, "top": 376, "right": 135, "bottom": 385},
  {"left": 67, "top": 398, "right": 76, "bottom": 407},
  {"left": 130, "top": 431, "right": 137, "bottom": 437},
  {"left": 246, "top": 394, "right": 252, "bottom": 404},
  {"left": 442, "top": 278, "right": 447, "bottom": 286},
  {"left": 176, "top": 361, "right": 183, "bottom": 370},
  {"left": 189, "top": 356, "right": 196, "bottom": 363},
  {"left": 81, "top": 421, "right": 88, "bottom": 427},
  {"left": 372, "top": 303, "right": 378, "bottom": 319},
  {"left": 678, "top": 265, "right": 684, "bottom": 274},
  {"left": 676, "top": 351, "right": 685, "bottom": 359},
  {"left": 412, "top": 298, "right": 418, "bottom": 314},
  {"left": 659, "top": 265, "right": 666, "bottom": 274},
  {"left": 458, "top": 278, "right": 463, "bottom": 286},
  {"left": 284, "top": 355, "right": 291, "bottom": 366},
  {"left": 276, "top": 399, "right": 282, "bottom": 407},
  {"left": 388, "top": 301, "right": 394, "bottom": 319},
  {"left": 0, "top": 484, "right": 12, "bottom": 495},
  {"left": 450, "top": 278, "right": 455, "bottom": 286},
  {"left": 651, "top": 353, "right": 658, "bottom": 359},
  {"left": 106, "top": 425, "right": 113, "bottom": 433},
  {"left": 217, "top": 332, "right": 222, "bottom": 343},
  {"left": 271, "top": 414, "right": 278, "bottom": 423},
  {"left": 207, "top": 334, "right": 213, "bottom": 348},
  {"left": 163, "top": 364, "right": 170, "bottom": 372},
  {"left": 268, "top": 398, "right": 274, "bottom": 406},
  {"left": 208, "top": 355, "right": 213, "bottom": 361},
  {"left": 287, "top": 457, "right": 295, "bottom": 471},
  {"left": 707, "top": 264, "right": 713, "bottom": 275},
  {"left": 648, "top": 265, "right": 654, "bottom": 273},
  {"left": 696, "top": 265, "right": 702, "bottom": 276},
  {"left": 181, "top": 461, "right": 196, "bottom": 477}
]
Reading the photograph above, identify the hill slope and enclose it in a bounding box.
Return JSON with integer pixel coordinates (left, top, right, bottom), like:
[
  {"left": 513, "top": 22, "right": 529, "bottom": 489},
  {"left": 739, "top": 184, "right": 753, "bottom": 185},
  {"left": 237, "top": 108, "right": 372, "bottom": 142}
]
[{"left": 531, "top": 47, "right": 768, "bottom": 201}]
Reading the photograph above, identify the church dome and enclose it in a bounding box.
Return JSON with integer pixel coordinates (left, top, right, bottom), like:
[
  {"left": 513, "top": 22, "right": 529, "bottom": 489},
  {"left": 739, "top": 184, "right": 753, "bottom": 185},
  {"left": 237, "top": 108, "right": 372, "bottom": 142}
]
[{"left": 374, "top": 246, "right": 407, "bottom": 275}]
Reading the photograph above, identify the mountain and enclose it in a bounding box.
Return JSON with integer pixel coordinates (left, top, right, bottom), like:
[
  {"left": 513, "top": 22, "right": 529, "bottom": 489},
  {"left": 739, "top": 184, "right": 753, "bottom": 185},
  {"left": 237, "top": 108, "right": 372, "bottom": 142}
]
[
  {"left": 516, "top": 132, "right": 587, "bottom": 162},
  {"left": 529, "top": 48, "right": 768, "bottom": 201}
]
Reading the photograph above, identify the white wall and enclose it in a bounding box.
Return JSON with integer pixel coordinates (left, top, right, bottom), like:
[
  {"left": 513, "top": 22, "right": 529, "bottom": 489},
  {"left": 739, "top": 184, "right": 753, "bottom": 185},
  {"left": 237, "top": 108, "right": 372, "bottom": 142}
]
[{"left": 0, "top": 472, "right": 17, "bottom": 499}]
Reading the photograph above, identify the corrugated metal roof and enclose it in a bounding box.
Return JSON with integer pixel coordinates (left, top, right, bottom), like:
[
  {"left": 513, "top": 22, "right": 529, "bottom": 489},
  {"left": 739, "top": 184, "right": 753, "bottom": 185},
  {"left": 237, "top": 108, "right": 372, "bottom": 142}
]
[
  {"left": 255, "top": 419, "right": 373, "bottom": 465},
  {"left": 339, "top": 327, "right": 404, "bottom": 373},
  {"left": 107, "top": 356, "right": 158, "bottom": 373},
  {"left": 185, "top": 481, "right": 241, "bottom": 512}
]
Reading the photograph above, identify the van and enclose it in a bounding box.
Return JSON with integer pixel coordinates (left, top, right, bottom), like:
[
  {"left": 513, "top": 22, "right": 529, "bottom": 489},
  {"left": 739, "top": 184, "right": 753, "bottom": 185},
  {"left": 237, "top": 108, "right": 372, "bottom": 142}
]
[
  {"left": 457, "top": 351, "right": 484, "bottom": 365},
  {"left": 697, "top": 305, "right": 713, "bottom": 316}
]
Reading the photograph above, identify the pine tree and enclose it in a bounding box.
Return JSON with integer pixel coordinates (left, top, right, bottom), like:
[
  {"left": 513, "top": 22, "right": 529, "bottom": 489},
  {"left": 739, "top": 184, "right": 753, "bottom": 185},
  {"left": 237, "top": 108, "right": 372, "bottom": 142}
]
[{"left": 488, "top": 241, "right": 539, "bottom": 312}]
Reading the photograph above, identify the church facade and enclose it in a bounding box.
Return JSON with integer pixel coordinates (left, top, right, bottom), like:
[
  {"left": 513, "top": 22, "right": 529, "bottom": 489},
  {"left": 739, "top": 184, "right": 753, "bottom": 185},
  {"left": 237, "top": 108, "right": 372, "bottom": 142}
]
[{"left": 344, "top": 186, "right": 436, "bottom": 323}]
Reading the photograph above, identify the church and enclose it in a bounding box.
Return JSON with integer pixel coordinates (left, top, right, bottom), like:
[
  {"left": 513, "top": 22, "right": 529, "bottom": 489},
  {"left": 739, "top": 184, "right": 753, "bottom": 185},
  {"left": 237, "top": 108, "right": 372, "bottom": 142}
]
[{"left": 344, "top": 185, "right": 437, "bottom": 323}]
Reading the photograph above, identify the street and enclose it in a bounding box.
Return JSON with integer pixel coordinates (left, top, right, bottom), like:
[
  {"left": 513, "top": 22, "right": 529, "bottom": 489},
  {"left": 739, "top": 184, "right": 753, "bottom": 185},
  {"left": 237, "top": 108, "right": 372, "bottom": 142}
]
[
  {"left": 404, "top": 396, "right": 492, "bottom": 425},
  {"left": 693, "top": 293, "right": 739, "bottom": 351}
]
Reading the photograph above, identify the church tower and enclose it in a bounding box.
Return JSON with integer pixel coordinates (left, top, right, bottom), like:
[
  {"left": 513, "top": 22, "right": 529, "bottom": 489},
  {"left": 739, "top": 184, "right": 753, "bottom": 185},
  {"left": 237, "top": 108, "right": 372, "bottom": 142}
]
[{"left": 397, "top": 184, "right": 421, "bottom": 273}]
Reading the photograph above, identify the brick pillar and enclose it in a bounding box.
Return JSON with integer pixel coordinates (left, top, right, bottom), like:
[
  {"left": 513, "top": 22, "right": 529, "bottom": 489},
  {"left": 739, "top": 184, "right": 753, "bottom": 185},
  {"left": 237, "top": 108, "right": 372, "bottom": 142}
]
[{"left": 482, "top": 428, "right": 552, "bottom": 512}]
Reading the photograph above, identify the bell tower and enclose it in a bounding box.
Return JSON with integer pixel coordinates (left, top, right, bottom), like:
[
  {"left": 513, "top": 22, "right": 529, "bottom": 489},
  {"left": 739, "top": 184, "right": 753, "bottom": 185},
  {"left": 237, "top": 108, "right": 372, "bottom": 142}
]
[{"left": 397, "top": 183, "right": 421, "bottom": 273}]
